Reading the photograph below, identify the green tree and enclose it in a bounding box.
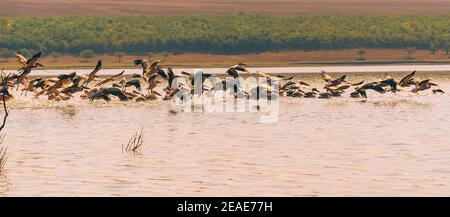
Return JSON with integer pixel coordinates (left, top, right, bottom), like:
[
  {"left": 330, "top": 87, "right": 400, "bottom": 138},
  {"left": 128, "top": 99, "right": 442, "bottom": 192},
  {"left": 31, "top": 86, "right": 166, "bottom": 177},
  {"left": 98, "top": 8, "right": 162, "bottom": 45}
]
[
  {"left": 50, "top": 52, "right": 60, "bottom": 62},
  {"left": 429, "top": 44, "right": 438, "bottom": 55},
  {"left": 406, "top": 47, "right": 416, "bottom": 60},
  {"left": 80, "top": 49, "right": 96, "bottom": 62},
  {"left": 162, "top": 52, "right": 169, "bottom": 61},
  {"left": 444, "top": 42, "right": 449, "bottom": 55},
  {"left": 115, "top": 52, "right": 125, "bottom": 63},
  {"left": 0, "top": 15, "right": 449, "bottom": 56}
]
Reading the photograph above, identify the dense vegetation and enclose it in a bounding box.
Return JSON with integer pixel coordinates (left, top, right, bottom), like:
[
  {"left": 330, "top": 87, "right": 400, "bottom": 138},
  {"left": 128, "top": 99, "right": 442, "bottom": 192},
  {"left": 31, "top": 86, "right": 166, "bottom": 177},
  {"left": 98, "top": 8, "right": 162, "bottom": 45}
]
[{"left": 0, "top": 14, "right": 448, "bottom": 55}]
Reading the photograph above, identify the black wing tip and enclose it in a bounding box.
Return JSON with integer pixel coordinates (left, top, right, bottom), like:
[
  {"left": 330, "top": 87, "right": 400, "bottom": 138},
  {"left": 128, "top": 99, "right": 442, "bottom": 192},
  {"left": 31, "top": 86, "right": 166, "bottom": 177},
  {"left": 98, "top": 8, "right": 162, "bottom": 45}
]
[
  {"left": 95, "top": 60, "right": 102, "bottom": 69},
  {"left": 181, "top": 71, "right": 191, "bottom": 76},
  {"left": 133, "top": 59, "right": 143, "bottom": 65}
]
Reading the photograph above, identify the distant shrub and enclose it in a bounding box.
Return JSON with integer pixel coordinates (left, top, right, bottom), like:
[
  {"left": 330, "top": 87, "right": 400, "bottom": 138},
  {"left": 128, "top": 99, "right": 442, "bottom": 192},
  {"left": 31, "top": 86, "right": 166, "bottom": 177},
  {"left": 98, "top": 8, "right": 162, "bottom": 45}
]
[{"left": 80, "top": 49, "right": 96, "bottom": 62}]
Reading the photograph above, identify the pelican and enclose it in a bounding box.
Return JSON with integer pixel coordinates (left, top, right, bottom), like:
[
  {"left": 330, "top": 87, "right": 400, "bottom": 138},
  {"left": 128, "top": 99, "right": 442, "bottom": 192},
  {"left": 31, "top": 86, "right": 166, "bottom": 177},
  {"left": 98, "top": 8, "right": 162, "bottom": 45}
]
[
  {"left": 322, "top": 71, "right": 347, "bottom": 88},
  {"left": 303, "top": 88, "right": 320, "bottom": 98},
  {"left": 14, "top": 52, "right": 44, "bottom": 89},
  {"left": 318, "top": 92, "right": 332, "bottom": 99},
  {"left": 162, "top": 67, "right": 191, "bottom": 100},
  {"left": 227, "top": 63, "right": 250, "bottom": 78},
  {"left": 145, "top": 73, "right": 162, "bottom": 96},
  {"left": 36, "top": 72, "right": 77, "bottom": 99},
  {"left": 355, "top": 82, "right": 386, "bottom": 94},
  {"left": 248, "top": 83, "right": 277, "bottom": 100},
  {"left": 15, "top": 51, "right": 27, "bottom": 66},
  {"left": 377, "top": 78, "right": 398, "bottom": 93},
  {"left": 281, "top": 80, "right": 310, "bottom": 90},
  {"left": 181, "top": 70, "right": 214, "bottom": 94},
  {"left": 350, "top": 89, "right": 368, "bottom": 98},
  {"left": 325, "top": 84, "right": 351, "bottom": 96},
  {"left": 351, "top": 80, "right": 364, "bottom": 86},
  {"left": 134, "top": 59, "right": 151, "bottom": 78},
  {"left": 90, "top": 92, "right": 111, "bottom": 102},
  {"left": 320, "top": 70, "right": 333, "bottom": 83},
  {"left": 432, "top": 89, "right": 445, "bottom": 94},
  {"left": 21, "top": 77, "right": 46, "bottom": 96},
  {"left": 95, "top": 70, "right": 125, "bottom": 87},
  {"left": 123, "top": 79, "right": 142, "bottom": 91},
  {"left": 280, "top": 80, "right": 311, "bottom": 97},
  {"left": 83, "top": 60, "right": 102, "bottom": 87},
  {"left": 411, "top": 79, "right": 438, "bottom": 93},
  {"left": 60, "top": 74, "right": 90, "bottom": 97},
  {"left": 88, "top": 87, "right": 130, "bottom": 102},
  {"left": 398, "top": 70, "right": 416, "bottom": 87},
  {"left": 134, "top": 59, "right": 165, "bottom": 80}
]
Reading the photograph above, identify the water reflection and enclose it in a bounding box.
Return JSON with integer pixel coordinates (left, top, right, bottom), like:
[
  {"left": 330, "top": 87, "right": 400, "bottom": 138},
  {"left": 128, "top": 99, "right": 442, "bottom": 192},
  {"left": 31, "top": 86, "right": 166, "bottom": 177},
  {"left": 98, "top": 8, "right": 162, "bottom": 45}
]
[
  {"left": 0, "top": 72, "right": 449, "bottom": 196},
  {"left": 0, "top": 173, "right": 12, "bottom": 196},
  {"left": 370, "top": 99, "right": 433, "bottom": 108},
  {"left": 54, "top": 106, "right": 78, "bottom": 118}
]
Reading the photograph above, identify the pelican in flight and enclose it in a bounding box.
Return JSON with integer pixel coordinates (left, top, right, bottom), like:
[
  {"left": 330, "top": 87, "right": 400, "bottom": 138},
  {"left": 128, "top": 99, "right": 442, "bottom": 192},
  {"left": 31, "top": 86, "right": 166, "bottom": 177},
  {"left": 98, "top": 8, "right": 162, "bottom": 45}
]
[
  {"left": 86, "top": 87, "right": 130, "bottom": 102},
  {"left": 83, "top": 60, "right": 102, "bottom": 87},
  {"left": 376, "top": 78, "right": 398, "bottom": 93},
  {"left": 321, "top": 71, "right": 347, "bottom": 88},
  {"left": 145, "top": 73, "right": 162, "bottom": 96},
  {"left": 411, "top": 79, "right": 438, "bottom": 93},
  {"left": 303, "top": 88, "right": 320, "bottom": 98},
  {"left": 432, "top": 89, "right": 445, "bottom": 94},
  {"left": 398, "top": 70, "right": 416, "bottom": 87},
  {"left": 14, "top": 52, "right": 44, "bottom": 89},
  {"left": 36, "top": 72, "right": 78, "bottom": 100},
  {"left": 134, "top": 59, "right": 167, "bottom": 80},
  {"left": 351, "top": 82, "right": 386, "bottom": 98},
  {"left": 21, "top": 77, "right": 55, "bottom": 96},
  {"left": 163, "top": 67, "right": 191, "bottom": 100},
  {"left": 181, "top": 70, "right": 214, "bottom": 94},
  {"left": 15, "top": 51, "right": 27, "bottom": 66},
  {"left": 325, "top": 84, "right": 351, "bottom": 96},
  {"left": 227, "top": 63, "right": 250, "bottom": 78},
  {"left": 122, "top": 79, "right": 142, "bottom": 92},
  {"left": 95, "top": 70, "right": 125, "bottom": 87}
]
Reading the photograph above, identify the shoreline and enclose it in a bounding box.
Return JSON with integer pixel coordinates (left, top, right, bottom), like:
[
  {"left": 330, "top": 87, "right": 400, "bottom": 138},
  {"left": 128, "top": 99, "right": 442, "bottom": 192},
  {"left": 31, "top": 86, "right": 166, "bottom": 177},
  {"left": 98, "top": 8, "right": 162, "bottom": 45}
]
[
  {"left": 5, "top": 65, "right": 450, "bottom": 77},
  {"left": 1, "top": 49, "right": 449, "bottom": 70},
  {"left": 2, "top": 60, "right": 450, "bottom": 71}
]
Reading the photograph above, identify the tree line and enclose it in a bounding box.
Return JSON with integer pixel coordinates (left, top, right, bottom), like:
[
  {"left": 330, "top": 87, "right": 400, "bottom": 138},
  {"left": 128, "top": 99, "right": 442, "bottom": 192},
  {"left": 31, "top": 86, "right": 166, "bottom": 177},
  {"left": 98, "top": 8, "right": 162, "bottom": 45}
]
[{"left": 0, "top": 14, "right": 448, "bottom": 56}]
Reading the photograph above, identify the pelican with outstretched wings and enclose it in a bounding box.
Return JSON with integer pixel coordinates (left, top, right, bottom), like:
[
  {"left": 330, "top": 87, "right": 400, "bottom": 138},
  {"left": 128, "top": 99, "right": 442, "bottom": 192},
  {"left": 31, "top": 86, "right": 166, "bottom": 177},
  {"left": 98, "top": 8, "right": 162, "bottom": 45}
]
[{"left": 83, "top": 60, "right": 102, "bottom": 87}]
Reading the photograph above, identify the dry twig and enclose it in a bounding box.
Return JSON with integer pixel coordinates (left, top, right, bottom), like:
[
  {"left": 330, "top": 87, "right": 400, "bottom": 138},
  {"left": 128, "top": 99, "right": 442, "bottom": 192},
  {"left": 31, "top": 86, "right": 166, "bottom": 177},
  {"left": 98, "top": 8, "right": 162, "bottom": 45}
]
[{"left": 122, "top": 128, "right": 144, "bottom": 153}]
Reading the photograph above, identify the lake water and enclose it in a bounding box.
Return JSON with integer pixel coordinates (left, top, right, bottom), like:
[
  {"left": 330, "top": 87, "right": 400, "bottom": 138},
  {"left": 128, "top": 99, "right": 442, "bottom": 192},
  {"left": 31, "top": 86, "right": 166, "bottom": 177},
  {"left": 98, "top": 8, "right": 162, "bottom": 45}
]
[
  {"left": 4, "top": 64, "right": 450, "bottom": 76},
  {"left": 1, "top": 69, "right": 450, "bottom": 196}
]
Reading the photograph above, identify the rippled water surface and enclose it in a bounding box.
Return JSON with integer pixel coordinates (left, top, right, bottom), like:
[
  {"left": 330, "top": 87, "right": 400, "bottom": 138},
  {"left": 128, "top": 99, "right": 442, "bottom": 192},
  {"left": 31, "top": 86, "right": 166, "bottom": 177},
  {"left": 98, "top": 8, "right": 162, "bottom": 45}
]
[{"left": 1, "top": 70, "right": 450, "bottom": 196}]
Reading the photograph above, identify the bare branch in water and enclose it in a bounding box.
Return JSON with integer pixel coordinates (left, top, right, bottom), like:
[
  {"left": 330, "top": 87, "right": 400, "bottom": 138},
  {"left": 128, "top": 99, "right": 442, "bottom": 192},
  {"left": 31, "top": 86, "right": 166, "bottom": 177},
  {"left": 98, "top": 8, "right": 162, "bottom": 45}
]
[
  {"left": 122, "top": 128, "right": 144, "bottom": 153},
  {"left": 0, "top": 92, "right": 8, "bottom": 132},
  {"left": 0, "top": 68, "right": 9, "bottom": 173},
  {"left": 0, "top": 69, "right": 8, "bottom": 132},
  {"left": 0, "top": 135, "right": 6, "bottom": 173}
]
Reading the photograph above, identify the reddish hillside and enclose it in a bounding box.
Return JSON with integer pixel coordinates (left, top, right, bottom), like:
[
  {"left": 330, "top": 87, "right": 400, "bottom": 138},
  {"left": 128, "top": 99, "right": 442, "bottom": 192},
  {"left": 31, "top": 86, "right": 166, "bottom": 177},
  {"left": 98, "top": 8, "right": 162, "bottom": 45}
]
[{"left": 1, "top": 0, "right": 449, "bottom": 16}]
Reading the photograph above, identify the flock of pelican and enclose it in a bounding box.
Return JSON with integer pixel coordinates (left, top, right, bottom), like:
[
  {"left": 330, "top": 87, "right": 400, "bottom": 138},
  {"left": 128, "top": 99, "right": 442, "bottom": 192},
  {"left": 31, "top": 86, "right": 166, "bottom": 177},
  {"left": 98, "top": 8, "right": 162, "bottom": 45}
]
[{"left": 0, "top": 51, "right": 446, "bottom": 103}]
